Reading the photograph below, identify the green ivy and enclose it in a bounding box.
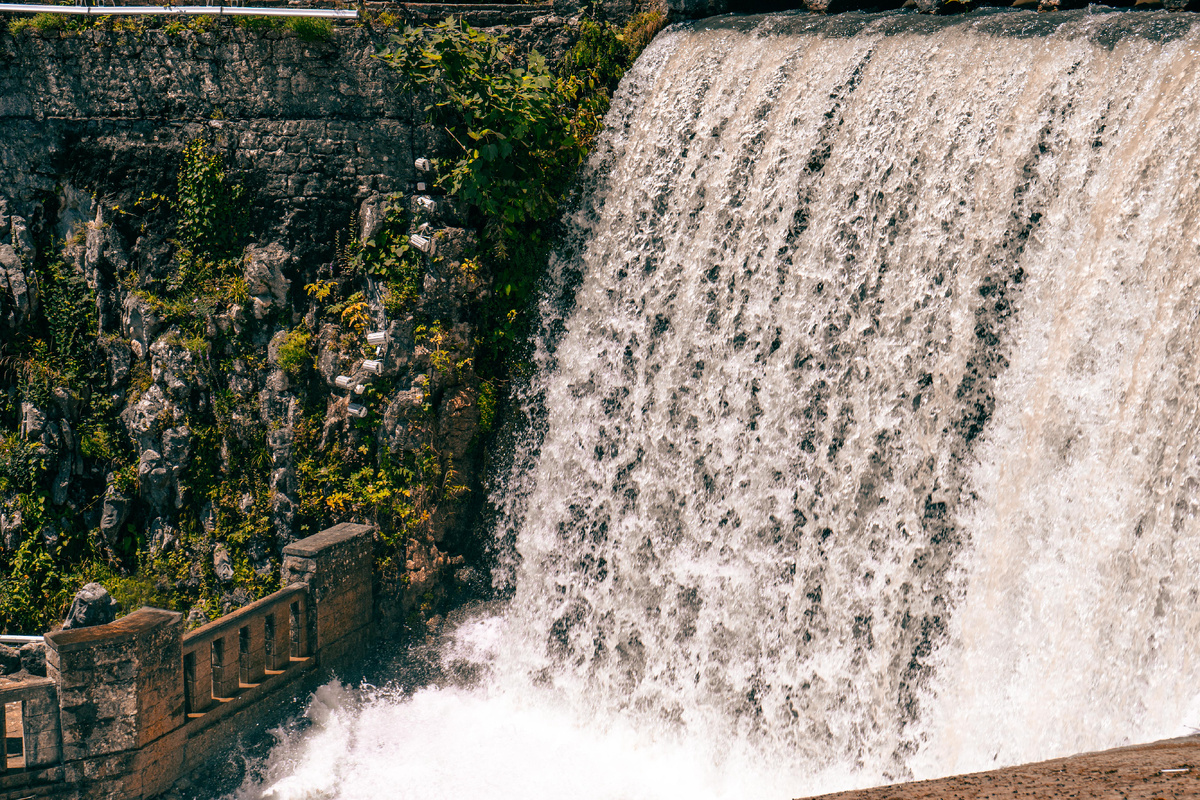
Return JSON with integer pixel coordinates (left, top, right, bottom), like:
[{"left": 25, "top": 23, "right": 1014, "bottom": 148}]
[{"left": 176, "top": 138, "right": 247, "bottom": 259}]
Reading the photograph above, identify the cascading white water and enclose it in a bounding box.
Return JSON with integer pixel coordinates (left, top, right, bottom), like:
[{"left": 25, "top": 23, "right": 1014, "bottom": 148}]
[{"left": 236, "top": 9, "right": 1200, "bottom": 798}]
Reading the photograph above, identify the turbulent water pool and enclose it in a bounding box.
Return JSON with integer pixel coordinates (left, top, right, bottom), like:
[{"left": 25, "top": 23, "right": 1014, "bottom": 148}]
[{"left": 229, "top": 8, "right": 1200, "bottom": 798}]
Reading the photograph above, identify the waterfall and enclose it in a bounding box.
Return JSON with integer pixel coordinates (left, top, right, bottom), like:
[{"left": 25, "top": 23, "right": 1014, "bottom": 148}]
[{"left": 236, "top": 9, "right": 1200, "bottom": 798}]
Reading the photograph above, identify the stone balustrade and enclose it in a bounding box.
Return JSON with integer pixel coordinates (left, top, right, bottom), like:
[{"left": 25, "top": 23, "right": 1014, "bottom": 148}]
[{"left": 0, "top": 522, "right": 375, "bottom": 800}]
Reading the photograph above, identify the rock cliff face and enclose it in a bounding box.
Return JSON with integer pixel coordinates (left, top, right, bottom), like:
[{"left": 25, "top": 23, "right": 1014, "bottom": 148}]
[{"left": 0, "top": 19, "right": 578, "bottom": 634}]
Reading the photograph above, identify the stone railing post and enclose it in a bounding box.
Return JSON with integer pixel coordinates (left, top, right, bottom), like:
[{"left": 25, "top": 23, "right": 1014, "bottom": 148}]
[
  {"left": 281, "top": 522, "right": 375, "bottom": 671},
  {"left": 43, "top": 607, "right": 185, "bottom": 798}
]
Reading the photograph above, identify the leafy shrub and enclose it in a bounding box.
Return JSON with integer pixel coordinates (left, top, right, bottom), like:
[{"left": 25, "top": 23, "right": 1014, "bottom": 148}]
[
  {"left": 235, "top": 15, "right": 283, "bottom": 32},
  {"left": 176, "top": 139, "right": 247, "bottom": 259},
  {"left": 287, "top": 16, "right": 333, "bottom": 42},
  {"left": 377, "top": 19, "right": 582, "bottom": 245},
  {"left": 7, "top": 13, "right": 66, "bottom": 35},
  {"left": 277, "top": 328, "right": 313, "bottom": 376}
]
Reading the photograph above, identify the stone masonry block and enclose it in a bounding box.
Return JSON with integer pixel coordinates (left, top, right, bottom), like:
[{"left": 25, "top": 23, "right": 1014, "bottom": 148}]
[{"left": 45, "top": 607, "right": 183, "bottom": 760}]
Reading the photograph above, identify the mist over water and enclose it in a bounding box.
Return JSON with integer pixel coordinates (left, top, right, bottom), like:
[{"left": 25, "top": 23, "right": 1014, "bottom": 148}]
[{"left": 238, "top": 9, "right": 1200, "bottom": 798}]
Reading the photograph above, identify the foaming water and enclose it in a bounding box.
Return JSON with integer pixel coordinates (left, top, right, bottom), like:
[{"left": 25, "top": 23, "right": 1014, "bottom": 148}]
[
  {"left": 236, "top": 615, "right": 849, "bottom": 800},
  {"left": 237, "top": 8, "right": 1200, "bottom": 798}
]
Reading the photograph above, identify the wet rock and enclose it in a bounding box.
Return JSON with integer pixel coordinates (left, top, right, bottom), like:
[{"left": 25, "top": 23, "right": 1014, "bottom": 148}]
[
  {"left": 19, "top": 643, "right": 46, "bottom": 677},
  {"left": 62, "top": 583, "right": 120, "bottom": 630},
  {"left": 0, "top": 644, "right": 21, "bottom": 675},
  {"left": 666, "top": 0, "right": 728, "bottom": 17},
  {"left": 213, "top": 543, "right": 234, "bottom": 583}
]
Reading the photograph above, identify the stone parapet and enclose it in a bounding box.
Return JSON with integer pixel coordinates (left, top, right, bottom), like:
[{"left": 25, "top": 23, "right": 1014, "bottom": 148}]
[
  {"left": 282, "top": 522, "right": 375, "bottom": 670},
  {"left": 0, "top": 522, "right": 377, "bottom": 800}
]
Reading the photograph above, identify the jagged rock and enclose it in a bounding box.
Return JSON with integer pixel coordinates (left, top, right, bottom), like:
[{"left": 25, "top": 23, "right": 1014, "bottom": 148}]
[
  {"left": 19, "top": 402, "right": 45, "bottom": 439},
  {"left": 0, "top": 197, "right": 9, "bottom": 238},
  {"left": 104, "top": 338, "right": 132, "bottom": 391},
  {"left": 151, "top": 338, "right": 204, "bottom": 402},
  {"left": 100, "top": 479, "right": 134, "bottom": 551},
  {"left": 272, "top": 491, "right": 296, "bottom": 543},
  {"left": 185, "top": 607, "right": 211, "bottom": 630},
  {"left": 244, "top": 243, "right": 291, "bottom": 308},
  {"left": 0, "top": 244, "right": 33, "bottom": 326},
  {"left": 213, "top": 543, "right": 234, "bottom": 583},
  {"left": 45, "top": 417, "right": 76, "bottom": 505},
  {"left": 19, "top": 643, "right": 45, "bottom": 677},
  {"left": 57, "top": 184, "right": 95, "bottom": 243},
  {"left": 220, "top": 588, "right": 250, "bottom": 615},
  {"left": 40, "top": 519, "right": 59, "bottom": 549},
  {"left": 358, "top": 194, "right": 389, "bottom": 243},
  {"left": 62, "top": 583, "right": 120, "bottom": 630},
  {"left": 0, "top": 644, "right": 21, "bottom": 675},
  {"left": 51, "top": 387, "right": 82, "bottom": 424},
  {"left": 1, "top": 501, "right": 24, "bottom": 552},
  {"left": 148, "top": 517, "right": 179, "bottom": 557},
  {"left": 10, "top": 216, "right": 33, "bottom": 259},
  {"left": 121, "top": 293, "right": 162, "bottom": 360},
  {"left": 138, "top": 448, "right": 171, "bottom": 510},
  {"left": 122, "top": 383, "right": 171, "bottom": 451},
  {"left": 259, "top": 368, "right": 290, "bottom": 422},
  {"left": 161, "top": 426, "right": 191, "bottom": 507}
]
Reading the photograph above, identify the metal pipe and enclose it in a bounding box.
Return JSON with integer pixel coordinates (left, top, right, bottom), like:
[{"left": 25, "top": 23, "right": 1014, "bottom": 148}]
[
  {"left": 0, "top": 634, "right": 42, "bottom": 644},
  {"left": 0, "top": 4, "right": 356, "bottom": 16}
]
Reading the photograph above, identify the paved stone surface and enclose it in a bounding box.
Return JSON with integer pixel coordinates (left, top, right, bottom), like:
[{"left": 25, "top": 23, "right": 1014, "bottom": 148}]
[{"left": 799, "top": 737, "right": 1200, "bottom": 800}]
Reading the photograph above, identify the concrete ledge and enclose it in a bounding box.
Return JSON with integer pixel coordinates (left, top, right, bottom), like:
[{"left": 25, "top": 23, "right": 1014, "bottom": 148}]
[
  {"left": 282, "top": 522, "right": 375, "bottom": 559},
  {"left": 44, "top": 608, "right": 180, "bottom": 654},
  {"left": 799, "top": 736, "right": 1200, "bottom": 800}
]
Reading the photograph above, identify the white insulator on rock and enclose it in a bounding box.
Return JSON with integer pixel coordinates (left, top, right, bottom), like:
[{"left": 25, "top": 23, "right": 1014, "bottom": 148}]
[
  {"left": 416, "top": 182, "right": 428, "bottom": 193},
  {"left": 410, "top": 234, "right": 435, "bottom": 255},
  {"left": 414, "top": 157, "right": 433, "bottom": 173},
  {"left": 334, "top": 375, "right": 354, "bottom": 390},
  {"left": 366, "top": 331, "right": 388, "bottom": 346},
  {"left": 362, "top": 359, "right": 383, "bottom": 374},
  {"left": 415, "top": 195, "right": 437, "bottom": 214},
  {"left": 347, "top": 403, "right": 368, "bottom": 419}
]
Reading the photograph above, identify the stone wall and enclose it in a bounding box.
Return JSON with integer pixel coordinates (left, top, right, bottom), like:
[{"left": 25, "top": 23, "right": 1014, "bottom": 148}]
[
  {"left": 0, "top": 5, "right": 589, "bottom": 645},
  {"left": 0, "top": 522, "right": 376, "bottom": 800}
]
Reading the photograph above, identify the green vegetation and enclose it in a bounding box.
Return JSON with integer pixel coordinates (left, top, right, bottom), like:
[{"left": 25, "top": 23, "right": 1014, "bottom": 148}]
[
  {"left": 376, "top": 12, "right": 665, "bottom": 375},
  {"left": 277, "top": 328, "right": 313, "bottom": 377},
  {"left": 0, "top": 11, "right": 668, "bottom": 634},
  {"left": 235, "top": 14, "right": 335, "bottom": 41},
  {"left": 6, "top": 12, "right": 66, "bottom": 35}
]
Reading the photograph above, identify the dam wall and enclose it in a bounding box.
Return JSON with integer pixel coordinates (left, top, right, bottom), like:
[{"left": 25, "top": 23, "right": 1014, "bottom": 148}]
[
  {"left": 0, "top": 522, "right": 375, "bottom": 800},
  {"left": 0, "top": 13, "right": 572, "bottom": 261}
]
